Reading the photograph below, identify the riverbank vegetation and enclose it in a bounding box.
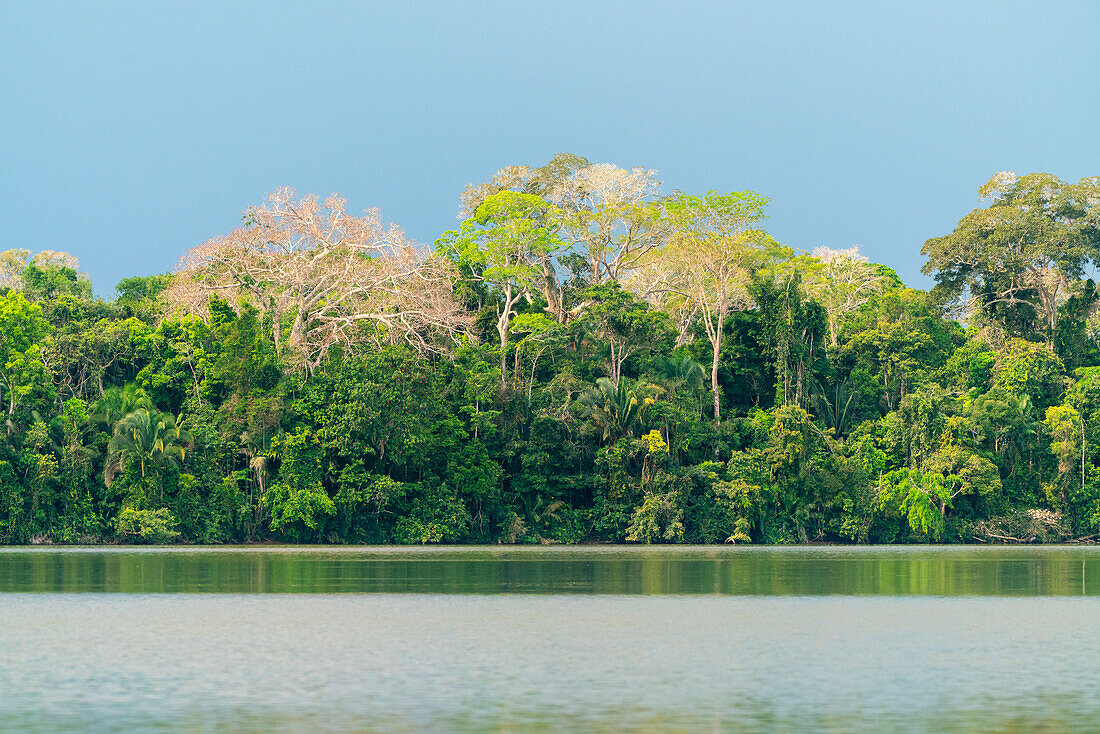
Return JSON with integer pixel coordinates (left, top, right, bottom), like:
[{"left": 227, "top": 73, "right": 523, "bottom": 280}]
[{"left": 2, "top": 158, "right": 1099, "bottom": 544}]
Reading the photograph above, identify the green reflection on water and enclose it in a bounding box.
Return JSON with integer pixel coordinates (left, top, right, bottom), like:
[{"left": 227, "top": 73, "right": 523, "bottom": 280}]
[{"left": 2, "top": 545, "right": 1100, "bottom": 595}]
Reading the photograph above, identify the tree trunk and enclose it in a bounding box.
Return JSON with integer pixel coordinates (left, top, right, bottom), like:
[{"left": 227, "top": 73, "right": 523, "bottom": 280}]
[
  {"left": 497, "top": 285, "right": 511, "bottom": 383},
  {"left": 795, "top": 360, "right": 804, "bottom": 408},
  {"left": 272, "top": 312, "right": 282, "bottom": 356},
  {"left": 541, "top": 264, "right": 567, "bottom": 323},
  {"left": 711, "top": 325, "right": 722, "bottom": 421},
  {"left": 609, "top": 336, "right": 622, "bottom": 386},
  {"left": 287, "top": 308, "right": 307, "bottom": 355},
  {"left": 497, "top": 315, "right": 508, "bottom": 383},
  {"left": 675, "top": 322, "right": 692, "bottom": 348}
]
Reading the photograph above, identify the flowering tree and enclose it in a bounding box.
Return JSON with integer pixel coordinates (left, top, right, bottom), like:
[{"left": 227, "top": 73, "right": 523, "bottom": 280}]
[{"left": 0, "top": 249, "right": 29, "bottom": 290}]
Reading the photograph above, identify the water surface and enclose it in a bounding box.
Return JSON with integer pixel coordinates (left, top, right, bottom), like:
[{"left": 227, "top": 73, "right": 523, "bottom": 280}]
[
  {"left": 3, "top": 546, "right": 1098, "bottom": 732},
  {"left": 3, "top": 544, "right": 1100, "bottom": 595}
]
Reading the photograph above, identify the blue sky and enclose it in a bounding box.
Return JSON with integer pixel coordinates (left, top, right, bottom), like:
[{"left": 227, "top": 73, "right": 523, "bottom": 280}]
[{"left": 3, "top": 1, "right": 1098, "bottom": 295}]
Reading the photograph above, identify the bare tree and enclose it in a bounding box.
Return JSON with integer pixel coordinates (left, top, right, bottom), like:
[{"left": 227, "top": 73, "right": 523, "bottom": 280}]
[
  {"left": 459, "top": 165, "right": 540, "bottom": 217},
  {"left": 555, "top": 164, "right": 670, "bottom": 284},
  {"left": 1, "top": 249, "right": 84, "bottom": 291},
  {"left": 32, "top": 250, "right": 81, "bottom": 269},
  {"left": 0, "top": 250, "right": 31, "bottom": 291},
  {"left": 803, "top": 246, "right": 887, "bottom": 347},
  {"left": 624, "top": 258, "right": 698, "bottom": 348},
  {"left": 168, "top": 188, "right": 470, "bottom": 368}
]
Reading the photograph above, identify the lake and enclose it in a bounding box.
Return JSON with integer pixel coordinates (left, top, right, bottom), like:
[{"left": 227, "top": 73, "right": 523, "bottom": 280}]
[{"left": 2, "top": 545, "right": 1098, "bottom": 731}]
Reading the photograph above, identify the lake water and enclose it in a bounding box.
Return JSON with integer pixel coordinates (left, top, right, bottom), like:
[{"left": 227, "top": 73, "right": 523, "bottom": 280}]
[{"left": 2, "top": 546, "right": 1099, "bottom": 732}]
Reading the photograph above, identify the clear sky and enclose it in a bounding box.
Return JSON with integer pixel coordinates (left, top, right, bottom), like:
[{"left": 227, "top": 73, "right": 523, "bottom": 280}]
[{"left": 3, "top": 1, "right": 1099, "bottom": 296}]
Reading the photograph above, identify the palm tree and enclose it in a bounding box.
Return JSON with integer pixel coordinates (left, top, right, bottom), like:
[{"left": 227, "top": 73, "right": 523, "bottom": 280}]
[
  {"left": 92, "top": 384, "right": 154, "bottom": 428},
  {"left": 652, "top": 355, "right": 706, "bottom": 391},
  {"left": 652, "top": 354, "right": 707, "bottom": 415},
  {"left": 104, "top": 408, "right": 193, "bottom": 505},
  {"left": 577, "top": 377, "right": 658, "bottom": 443},
  {"left": 811, "top": 375, "right": 857, "bottom": 438}
]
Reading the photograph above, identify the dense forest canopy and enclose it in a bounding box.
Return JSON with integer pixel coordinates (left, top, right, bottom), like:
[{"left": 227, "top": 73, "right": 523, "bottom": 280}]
[{"left": 2, "top": 158, "right": 1100, "bottom": 545}]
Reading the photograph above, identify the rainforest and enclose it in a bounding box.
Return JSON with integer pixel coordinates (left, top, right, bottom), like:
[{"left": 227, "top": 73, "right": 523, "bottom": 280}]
[{"left": 2, "top": 156, "right": 1099, "bottom": 546}]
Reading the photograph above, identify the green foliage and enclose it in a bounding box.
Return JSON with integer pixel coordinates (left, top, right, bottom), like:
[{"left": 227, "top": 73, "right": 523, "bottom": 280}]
[
  {"left": 577, "top": 377, "right": 658, "bottom": 443},
  {"left": 0, "top": 168, "right": 1098, "bottom": 545},
  {"left": 0, "top": 291, "right": 49, "bottom": 419},
  {"left": 21, "top": 263, "right": 93, "bottom": 302},
  {"left": 391, "top": 483, "right": 472, "bottom": 544},
  {"left": 116, "top": 508, "right": 180, "bottom": 544},
  {"left": 104, "top": 408, "right": 193, "bottom": 505},
  {"left": 991, "top": 339, "right": 1066, "bottom": 410},
  {"left": 93, "top": 384, "right": 155, "bottom": 427},
  {"left": 264, "top": 428, "right": 335, "bottom": 541},
  {"left": 922, "top": 172, "right": 1100, "bottom": 341},
  {"left": 626, "top": 491, "right": 685, "bottom": 543},
  {"left": 878, "top": 447, "right": 1001, "bottom": 541},
  {"left": 114, "top": 274, "right": 172, "bottom": 319}
]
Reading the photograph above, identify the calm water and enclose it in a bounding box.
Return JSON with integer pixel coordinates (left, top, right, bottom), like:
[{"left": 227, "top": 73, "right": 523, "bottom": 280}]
[{"left": 3, "top": 546, "right": 1100, "bottom": 732}]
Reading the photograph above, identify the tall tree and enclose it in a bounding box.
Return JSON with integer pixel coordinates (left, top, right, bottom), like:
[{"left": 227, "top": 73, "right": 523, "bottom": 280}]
[
  {"left": 0, "top": 249, "right": 31, "bottom": 291},
  {"left": 1, "top": 249, "right": 90, "bottom": 300},
  {"left": 458, "top": 152, "right": 590, "bottom": 216},
  {"left": 753, "top": 271, "right": 828, "bottom": 409},
  {"left": 441, "top": 191, "right": 567, "bottom": 379},
  {"left": 637, "top": 190, "right": 780, "bottom": 420},
  {"left": 460, "top": 155, "right": 670, "bottom": 286},
  {"left": 555, "top": 164, "right": 670, "bottom": 284},
  {"left": 922, "top": 172, "right": 1100, "bottom": 342}
]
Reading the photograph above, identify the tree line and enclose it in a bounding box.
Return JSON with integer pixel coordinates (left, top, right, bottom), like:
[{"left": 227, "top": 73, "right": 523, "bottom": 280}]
[{"left": 1, "top": 157, "right": 1098, "bottom": 544}]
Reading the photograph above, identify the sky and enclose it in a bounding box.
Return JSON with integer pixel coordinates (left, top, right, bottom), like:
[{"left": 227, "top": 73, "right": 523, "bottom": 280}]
[{"left": 2, "top": 1, "right": 1099, "bottom": 296}]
